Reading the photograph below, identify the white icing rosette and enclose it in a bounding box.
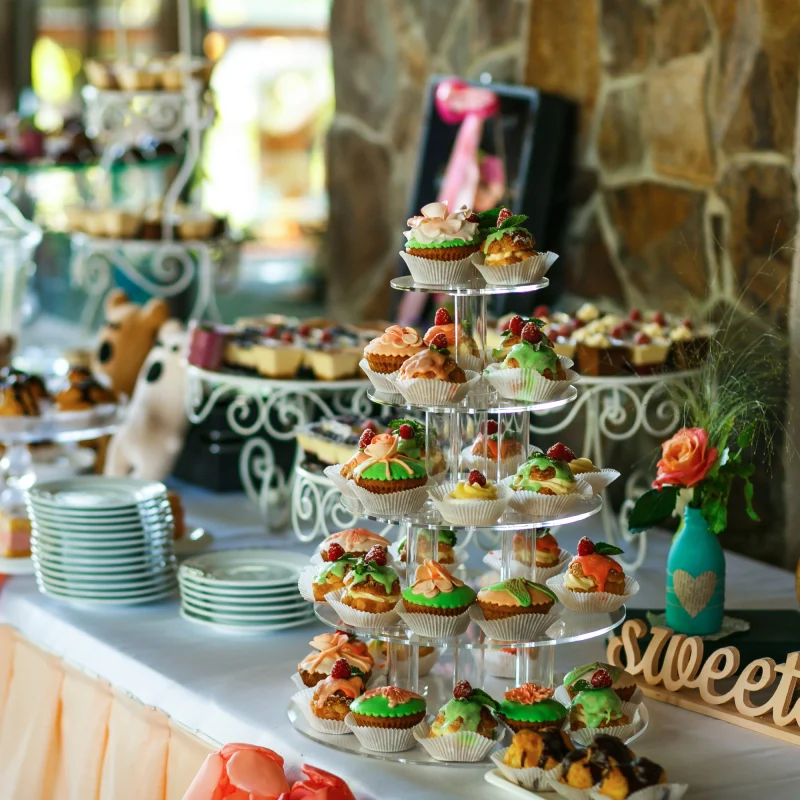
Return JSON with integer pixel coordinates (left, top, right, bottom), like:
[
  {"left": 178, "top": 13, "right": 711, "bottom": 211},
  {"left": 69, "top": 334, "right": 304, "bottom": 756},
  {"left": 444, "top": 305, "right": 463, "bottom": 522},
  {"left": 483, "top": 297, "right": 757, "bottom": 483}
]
[
  {"left": 491, "top": 747, "right": 562, "bottom": 791},
  {"left": 399, "top": 250, "right": 479, "bottom": 287},
  {"left": 427, "top": 481, "right": 510, "bottom": 526},
  {"left": 414, "top": 723, "right": 502, "bottom": 762},
  {"left": 358, "top": 358, "right": 402, "bottom": 395},
  {"left": 391, "top": 369, "right": 481, "bottom": 407},
  {"left": 589, "top": 785, "right": 688, "bottom": 800},
  {"left": 483, "top": 361, "right": 579, "bottom": 404},
  {"left": 323, "top": 464, "right": 356, "bottom": 498},
  {"left": 291, "top": 687, "right": 352, "bottom": 735},
  {"left": 459, "top": 445, "right": 526, "bottom": 480},
  {"left": 545, "top": 574, "right": 640, "bottom": 613},
  {"left": 471, "top": 250, "right": 558, "bottom": 287},
  {"left": 574, "top": 468, "right": 621, "bottom": 494},
  {"left": 297, "top": 567, "right": 317, "bottom": 603},
  {"left": 469, "top": 604, "right": 562, "bottom": 641},
  {"left": 325, "top": 588, "right": 401, "bottom": 629},
  {"left": 349, "top": 482, "right": 429, "bottom": 516},
  {"left": 565, "top": 706, "right": 644, "bottom": 747},
  {"left": 547, "top": 764, "right": 597, "bottom": 800},
  {"left": 395, "top": 601, "right": 472, "bottom": 638},
  {"left": 500, "top": 476, "right": 593, "bottom": 518},
  {"left": 482, "top": 548, "right": 573, "bottom": 584},
  {"left": 344, "top": 712, "right": 422, "bottom": 752}
]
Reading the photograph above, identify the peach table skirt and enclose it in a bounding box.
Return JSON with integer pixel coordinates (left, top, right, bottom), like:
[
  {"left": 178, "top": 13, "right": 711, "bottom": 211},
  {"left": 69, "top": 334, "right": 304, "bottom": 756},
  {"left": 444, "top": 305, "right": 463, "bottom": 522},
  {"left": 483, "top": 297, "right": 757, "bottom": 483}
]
[{"left": 0, "top": 625, "right": 214, "bottom": 800}]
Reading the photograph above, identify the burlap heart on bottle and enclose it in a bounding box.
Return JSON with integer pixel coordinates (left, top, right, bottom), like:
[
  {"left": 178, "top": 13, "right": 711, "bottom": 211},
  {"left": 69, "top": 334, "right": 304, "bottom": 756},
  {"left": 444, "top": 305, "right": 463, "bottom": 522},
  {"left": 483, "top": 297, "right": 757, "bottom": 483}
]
[{"left": 673, "top": 569, "right": 717, "bottom": 618}]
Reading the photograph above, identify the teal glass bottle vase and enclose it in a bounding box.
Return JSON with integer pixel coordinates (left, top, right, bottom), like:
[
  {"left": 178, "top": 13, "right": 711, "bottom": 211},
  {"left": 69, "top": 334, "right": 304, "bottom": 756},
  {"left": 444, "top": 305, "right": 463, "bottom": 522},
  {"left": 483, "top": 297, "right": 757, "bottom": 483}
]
[{"left": 665, "top": 506, "right": 725, "bottom": 635}]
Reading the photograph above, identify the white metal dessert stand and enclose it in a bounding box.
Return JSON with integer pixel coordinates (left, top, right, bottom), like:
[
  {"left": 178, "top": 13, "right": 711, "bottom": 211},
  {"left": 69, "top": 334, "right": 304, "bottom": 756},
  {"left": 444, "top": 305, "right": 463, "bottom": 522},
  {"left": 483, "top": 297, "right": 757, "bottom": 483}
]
[
  {"left": 185, "top": 365, "right": 373, "bottom": 529},
  {"left": 530, "top": 370, "right": 698, "bottom": 570}
]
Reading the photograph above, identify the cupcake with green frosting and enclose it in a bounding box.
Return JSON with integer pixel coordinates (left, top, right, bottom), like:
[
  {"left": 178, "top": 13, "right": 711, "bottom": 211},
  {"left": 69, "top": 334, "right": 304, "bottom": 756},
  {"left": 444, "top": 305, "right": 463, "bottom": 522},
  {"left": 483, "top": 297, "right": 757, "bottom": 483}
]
[
  {"left": 311, "top": 552, "right": 357, "bottom": 601},
  {"left": 472, "top": 578, "right": 560, "bottom": 640},
  {"left": 568, "top": 668, "right": 630, "bottom": 732},
  {"left": 349, "top": 686, "right": 427, "bottom": 729},
  {"left": 498, "top": 683, "right": 568, "bottom": 733},
  {"left": 504, "top": 454, "right": 588, "bottom": 517}
]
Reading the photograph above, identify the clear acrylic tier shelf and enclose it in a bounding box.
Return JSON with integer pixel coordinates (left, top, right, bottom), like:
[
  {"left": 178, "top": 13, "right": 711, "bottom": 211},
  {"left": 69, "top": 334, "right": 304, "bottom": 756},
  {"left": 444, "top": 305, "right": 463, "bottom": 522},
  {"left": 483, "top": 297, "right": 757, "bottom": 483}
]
[
  {"left": 339, "top": 492, "right": 602, "bottom": 531},
  {"left": 390, "top": 275, "right": 549, "bottom": 296},
  {"left": 0, "top": 404, "right": 123, "bottom": 444}
]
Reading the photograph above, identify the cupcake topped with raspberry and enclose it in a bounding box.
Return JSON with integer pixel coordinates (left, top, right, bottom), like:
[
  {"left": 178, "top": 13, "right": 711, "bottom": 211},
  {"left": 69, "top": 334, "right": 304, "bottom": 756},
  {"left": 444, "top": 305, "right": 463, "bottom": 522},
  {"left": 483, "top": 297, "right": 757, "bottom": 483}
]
[
  {"left": 310, "top": 657, "right": 365, "bottom": 722},
  {"left": 397, "top": 337, "right": 468, "bottom": 384},
  {"left": 481, "top": 208, "right": 538, "bottom": 266},
  {"left": 428, "top": 680, "right": 499, "bottom": 739},
  {"left": 511, "top": 454, "right": 577, "bottom": 495},
  {"left": 491, "top": 314, "right": 541, "bottom": 361},
  {"left": 567, "top": 668, "right": 630, "bottom": 730},
  {"left": 404, "top": 202, "right": 481, "bottom": 261},
  {"left": 566, "top": 537, "right": 625, "bottom": 594},
  {"left": 363, "top": 324, "right": 426, "bottom": 375},
  {"left": 449, "top": 469, "right": 499, "bottom": 501},
  {"left": 502, "top": 321, "right": 564, "bottom": 380},
  {"left": 424, "top": 307, "right": 480, "bottom": 359},
  {"left": 341, "top": 545, "right": 402, "bottom": 614},
  {"left": 317, "top": 527, "right": 391, "bottom": 561},
  {"left": 297, "top": 631, "right": 374, "bottom": 687},
  {"left": 547, "top": 442, "right": 598, "bottom": 476}
]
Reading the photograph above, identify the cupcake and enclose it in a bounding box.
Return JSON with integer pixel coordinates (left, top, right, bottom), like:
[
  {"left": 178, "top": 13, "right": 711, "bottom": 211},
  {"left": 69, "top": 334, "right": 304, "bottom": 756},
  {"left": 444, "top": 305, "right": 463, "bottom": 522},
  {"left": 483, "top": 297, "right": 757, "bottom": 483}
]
[
  {"left": 535, "top": 530, "right": 561, "bottom": 568},
  {"left": 341, "top": 546, "right": 401, "bottom": 614},
  {"left": 564, "top": 662, "right": 637, "bottom": 702},
  {"left": 568, "top": 669, "right": 630, "bottom": 731},
  {"left": 363, "top": 325, "right": 425, "bottom": 374},
  {"left": 480, "top": 208, "right": 537, "bottom": 266},
  {"left": 595, "top": 757, "right": 668, "bottom": 799},
  {"left": 351, "top": 432, "right": 427, "bottom": 493},
  {"left": 311, "top": 552, "right": 358, "bottom": 601},
  {"left": 489, "top": 314, "right": 529, "bottom": 362},
  {"left": 340, "top": 428, "right": 376, "bottom": 480},
  {"left": 429, "top": 469, "right": 509, "bottom": 526},
  {"left": 349, "top": 686, "right": 427, "bottom": 728},
  {"left": 296, "top": 631, "right": 374, "bottom": 687},
  {"left": 397, "top": 340, "right": 467, "bottom": 383},
  {"left": 466, "top": 419, "right": 525, "bottom": 473},
  {"left": 401, "top": 559, "right": 476, "bottom": 616},
  {"left": 503, "top": 728, "right": 574, "bottom": 770},
  {"left": 429, "top": 680, "right": 499, "bottom": 739},
  {"left": 423, "top": 307, "right": 480, "bottom": 362},
  {"left": 403, "top": 202, "right": 480, "bottom": 262},
  {"left": 498, "top": 684, "right": 568, "bottom": 732},
  {"left": 503, "top": 333, "right": 565, "bottom": 380},
  {"left": 398, "top": 528, "right": 457, "bottom": 564},
  {"left": 565, "top": 537, "right": 626, "bottom": 595},
  {"left": 545, "top": 442, "right": 620, "bottom": 495},
  {"left": 310, "top": 658, "right": 365, "bottom": 722},
  {"left": 447, "top": 469, "right": 500, "bottom": 502},
  {"left": 477, "top": 577, "right": 556, "bottom": 621},
  {"left": 557, "top": 735, "right": 635, "bottom": 790},
  {"left": 510, "top": 454, "right": 577, "bottom": 495},
  {"left": 389, "top": 418, "right": 447, "bottom": 477},
  {"left": 317, "top": 527, "right": 391, "bottom": 561}
]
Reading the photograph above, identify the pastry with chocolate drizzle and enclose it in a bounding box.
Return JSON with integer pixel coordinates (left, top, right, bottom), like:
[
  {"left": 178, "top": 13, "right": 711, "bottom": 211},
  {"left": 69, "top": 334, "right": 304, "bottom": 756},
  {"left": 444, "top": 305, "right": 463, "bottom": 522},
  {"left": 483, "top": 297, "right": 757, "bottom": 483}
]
[{"left": 0, "top": 368, "right": 47, "bottom": 416}]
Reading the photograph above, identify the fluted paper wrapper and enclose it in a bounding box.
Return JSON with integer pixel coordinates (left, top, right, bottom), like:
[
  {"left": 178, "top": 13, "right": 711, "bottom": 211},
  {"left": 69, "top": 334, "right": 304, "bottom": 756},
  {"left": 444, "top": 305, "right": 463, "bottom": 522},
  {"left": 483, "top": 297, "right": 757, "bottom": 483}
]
[
  {"left": 414, "top": 724, "right": 500, "bottom": 762},
  {"left": 291, "top": 672, "right": 309, "bottom": 690},
  {"left": 460, "top": 446, "right": 525, "bottom": 480},
  {"left": 546, "top": 574, "right": 640, "bottom": 613},
  {"left": 427, "top": 482, "right": 510, "bottom": 526},
  {"left": 566, "top": 706, "right": 643, "bottom": 747},
  {"left": 297, "top": 567, "right": 316, "bottom": 603},
  {"left": 454, "top": 352, "right": 483, "bottom": 374},
  {"left": 350, "top": 483, "right": 429, "bottom": 516},
  {"left": 418, "top": 647, "right": 440, "bottom": 676},
  {"left": 483, "top": 363, "right": 579, "bottom": 403},
  {"left": 292, "top": 687, "right": 351, "bottom": 735},
  {"left": 577, "top": 468, "right": 621, "bottom": 494},
  {"left": 479, "top": 647, "right": 517, "bottom": 679},
  {"left": 326, "top": 588, "right": 401, "bottom": 629},
  {"left": 396, "top": 602, "right": 472, "bottom": 638},
  {"left": 471, "top": 250, "right": 558, "bottom": 287},
  {"left": 482, "top": 548, "right": 572, "bottom": 583},
  {"left": 391, "top": 370, "right": 480, "bottom": 407},
  {"left": 590, "top": 785, "right": 688, "bottom": 800},
  {"left": 547, "top": 764, "right": 597, "bottom": 800},
  {"left": 469, "top": 604, "right": 561, "bottom": 641},
  {"left": 399, "top": 250, "right": 479, "bottom": 286},
  {"left": 500, "top": 476, "right": 593, "bottom": 517},
  {"left": 344, "top": 712, "right": 422, "bottom": 752},
  {"left": 491, "top": 747, "right": 562, "bottom": 790},
  {"left": 359, "top": 358, "right": 401, "bottom": 394},
  {"left": 323, "top": 464, "right": 356, "bottom": 498}
]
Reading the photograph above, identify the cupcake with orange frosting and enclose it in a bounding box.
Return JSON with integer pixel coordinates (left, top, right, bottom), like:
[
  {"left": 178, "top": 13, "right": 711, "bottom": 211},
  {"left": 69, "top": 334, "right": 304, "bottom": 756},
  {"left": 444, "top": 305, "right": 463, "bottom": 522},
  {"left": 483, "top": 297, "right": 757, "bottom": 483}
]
[
  {"left": 565, "top": 538, "right": 626, "bottom": 595},
  {"left": 363, "top": 325, "right": 425, "bottom": 375},
  {"left": 317, "top": 527, "right": 391, "bottom": 562},
  {"left": 397, "top": 341, "right": 467, "bottom": 384},
  {"left": 423, "top": 307, "right": 481, "bottom": 367},
  {"left": 297, "top": 631, "right": 374, "bottom": 687},
  {"left": 476, "top": 578, "right": 556, "bottom": 621},
  {"left": 401, "top": 560, "right": 476, "bottom": 616},
  {"left": 311, "top": 658, "right": 365, "bottom": 722}
]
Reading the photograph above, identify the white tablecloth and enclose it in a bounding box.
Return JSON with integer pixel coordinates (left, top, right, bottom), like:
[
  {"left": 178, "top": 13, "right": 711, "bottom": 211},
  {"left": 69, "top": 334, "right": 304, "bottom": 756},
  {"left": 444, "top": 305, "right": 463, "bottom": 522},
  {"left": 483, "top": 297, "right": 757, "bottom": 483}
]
[{"left": 1, "top": 485, "right": 799, "bottom": 799}]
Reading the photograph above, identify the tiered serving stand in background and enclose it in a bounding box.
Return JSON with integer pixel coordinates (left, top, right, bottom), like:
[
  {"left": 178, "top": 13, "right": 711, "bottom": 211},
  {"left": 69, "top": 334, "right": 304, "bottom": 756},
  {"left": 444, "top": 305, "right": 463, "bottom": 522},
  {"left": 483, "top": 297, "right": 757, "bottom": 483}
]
[{"left": 287, "top": 270, "right": 632, "bottom": 767}]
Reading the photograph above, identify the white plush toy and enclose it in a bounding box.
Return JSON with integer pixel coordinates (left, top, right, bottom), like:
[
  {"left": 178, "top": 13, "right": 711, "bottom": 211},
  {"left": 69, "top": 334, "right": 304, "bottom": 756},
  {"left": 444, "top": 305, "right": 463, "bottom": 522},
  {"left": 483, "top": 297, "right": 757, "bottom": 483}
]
[{"left": 105, "top": 319, "right": 189, "bottom": 481}]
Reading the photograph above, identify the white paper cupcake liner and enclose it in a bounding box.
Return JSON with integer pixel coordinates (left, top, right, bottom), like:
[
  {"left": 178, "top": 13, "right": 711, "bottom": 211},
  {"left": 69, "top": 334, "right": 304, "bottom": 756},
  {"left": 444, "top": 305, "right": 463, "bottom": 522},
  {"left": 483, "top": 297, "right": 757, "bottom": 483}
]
[
  {"left": 566, "top": 707, "right": 643, "bottom": 746},
  {"left": 471, "top": 250, "right": 558, "bottom": 287},
  {"left": 482, "top": 548, "right": 573, "bottom": 583},
  {"left": 500, "top": 476, "right": 593, "bottom": 518},
  {"left": 478, "top": 647, "right": 518, "bottom": 679},
  {"left": 547, "top": 764, "right": 597, "bottom": 800},
  {"left": 469, "top": 605, "right": 561, "bottom": 641},
  {"left": 297, "top": 567, "right": 316, "bottom": 603},
  {"left": 323, "top": 464, "right": 357, "bottom": 498},
  {"left": 349, "top": 483, "right": 429, "bottom": 516},
  {"left": 484, "top": 363, "right": 579, "bottom": 403},
  {"left": 391, "top": 370, "right": 480, "bottom": 407},
  {"left": 399, "top": 250, "right": 479, "bottom": 286},
  {"left": 359, "top": 358, "right": 402, "bottom": 394},
  {"left": 396, "top": 602, "right": 472, "bottom": 638},
  {"left": 460, "top": 446, "right": 526, "bottom": 479},
  {"left": 454, "top": 352, "right": 483, "bottom": 374},
  {"left": 418, "top": 647, "right": 440, "bottom": 676},
  {"left": 427, "top": 482, "right": 510, "bottom": 526},
  {"left": 291, "top": 688, "right": 352, "bottom": 735},
  {"left": 344, "top": 712, "right": 422, "bottom": 752},
  {"left": 491, "top": 747, "right": 562, "bottom": 791},
  {"left": 291, "top": 672, "right": 310, "bottom": 691},
  {"left": 414, "top": 723, "right": 500, "bottom": 762},
  {"left": 575, "top": 468, "right": 621, "bottom": 494},
  {"left": 326, "top": 588, "right": 401, "bottom": 629},
  {"left": 589, "top": 785, "right": 688, "bottom": 800},
  {"left": 545, "top": 575, "right": 640, "bottom": 613}
]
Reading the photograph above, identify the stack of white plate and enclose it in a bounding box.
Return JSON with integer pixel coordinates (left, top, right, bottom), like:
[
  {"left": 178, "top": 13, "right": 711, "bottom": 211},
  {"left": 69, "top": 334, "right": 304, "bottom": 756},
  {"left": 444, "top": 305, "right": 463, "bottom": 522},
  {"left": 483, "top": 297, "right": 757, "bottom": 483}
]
[
  {"left": 178, "top": 549, "right": 314, "bottom": 633},
  {"left": 26, "top": 477, "right": 178, "bottom": 606}
]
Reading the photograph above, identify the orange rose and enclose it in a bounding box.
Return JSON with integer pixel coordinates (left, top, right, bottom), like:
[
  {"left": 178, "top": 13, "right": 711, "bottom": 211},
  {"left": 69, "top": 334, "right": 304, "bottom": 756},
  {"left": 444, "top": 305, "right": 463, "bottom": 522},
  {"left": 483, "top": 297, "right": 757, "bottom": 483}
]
[{"left": 653, "top": 427, "right": 717, "bottom": 490}]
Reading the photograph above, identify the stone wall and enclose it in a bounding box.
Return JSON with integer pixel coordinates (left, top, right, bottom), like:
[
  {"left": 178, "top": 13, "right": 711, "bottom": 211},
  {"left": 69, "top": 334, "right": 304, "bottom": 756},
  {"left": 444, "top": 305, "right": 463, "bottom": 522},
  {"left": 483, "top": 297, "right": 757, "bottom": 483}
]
[{"left": 326, "top": 0, "right": 531, "bottom": 319}]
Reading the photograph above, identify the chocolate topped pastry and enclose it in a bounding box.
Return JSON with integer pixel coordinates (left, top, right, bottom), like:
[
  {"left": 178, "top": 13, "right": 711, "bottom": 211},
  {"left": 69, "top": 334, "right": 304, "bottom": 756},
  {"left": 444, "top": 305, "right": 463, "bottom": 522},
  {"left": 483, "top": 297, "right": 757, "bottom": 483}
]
[
  {"left": 54, "top": 376, "right": 115, "bottom": 411},
  {"left": 503, "top": 728, "right": 574, "bottom": 770},
  {"left": 65, "top": 366, "right": 93, "bottom": 386},
  {"left": 587, "top": 734, "right": 634, "bottom": 766},
  {"left": 595, "top": 757, "right": 667, "bottom": 799},
  {"left": 0, "top": 369, "right": 44, "bottom": 416},
  {"left": 560, "top": 748, "right": 604, "bottom": 789},
  {"left": 0, "top": 367, "right": 48, "bottom": 402}
]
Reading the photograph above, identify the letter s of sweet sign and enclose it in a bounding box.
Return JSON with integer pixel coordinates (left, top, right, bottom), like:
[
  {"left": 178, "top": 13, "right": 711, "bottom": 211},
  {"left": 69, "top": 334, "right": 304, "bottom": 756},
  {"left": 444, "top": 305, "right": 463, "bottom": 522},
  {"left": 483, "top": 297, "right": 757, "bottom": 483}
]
[{"left": 607, "top": 620, "right": 800, "bottom": 745}]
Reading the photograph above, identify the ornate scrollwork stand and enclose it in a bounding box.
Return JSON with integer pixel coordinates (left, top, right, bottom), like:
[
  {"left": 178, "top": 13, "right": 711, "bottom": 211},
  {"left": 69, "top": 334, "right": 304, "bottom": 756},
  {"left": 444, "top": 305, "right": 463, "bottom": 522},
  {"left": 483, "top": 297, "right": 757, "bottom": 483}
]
[
  {"left": 531, "top": 371, "right": 697, "bottom": 570},
  {"left": 185, "top": 366, "right": 373, "bottom": 530}
]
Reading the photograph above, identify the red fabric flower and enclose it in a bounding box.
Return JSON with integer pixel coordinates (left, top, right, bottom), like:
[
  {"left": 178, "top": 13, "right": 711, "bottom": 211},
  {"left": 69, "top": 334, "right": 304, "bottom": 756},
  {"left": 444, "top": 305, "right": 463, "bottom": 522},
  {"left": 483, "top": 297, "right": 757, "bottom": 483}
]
[{"left": 653, "top": 427, "right": 718, "bottom": 490}]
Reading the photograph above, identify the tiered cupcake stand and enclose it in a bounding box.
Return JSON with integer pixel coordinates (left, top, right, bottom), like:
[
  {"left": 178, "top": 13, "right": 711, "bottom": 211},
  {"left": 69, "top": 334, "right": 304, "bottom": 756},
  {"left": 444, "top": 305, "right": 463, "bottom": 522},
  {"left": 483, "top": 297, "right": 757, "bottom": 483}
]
[{"left": 287, "top": 274, "right": 631, "bottom": 767}]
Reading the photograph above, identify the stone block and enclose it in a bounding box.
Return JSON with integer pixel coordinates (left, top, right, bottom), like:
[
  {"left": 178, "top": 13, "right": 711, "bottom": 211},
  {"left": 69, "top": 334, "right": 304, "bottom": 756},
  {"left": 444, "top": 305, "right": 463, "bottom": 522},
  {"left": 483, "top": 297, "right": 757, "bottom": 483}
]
[
  {"left": 654, "top": 0, "right": 711, "bottom": 63},
  {"left": 599, "top": 0, "right": 653, "bottom": 76},
  {"left": 596, "top": 82, "right": 645, "bottom": 172}
]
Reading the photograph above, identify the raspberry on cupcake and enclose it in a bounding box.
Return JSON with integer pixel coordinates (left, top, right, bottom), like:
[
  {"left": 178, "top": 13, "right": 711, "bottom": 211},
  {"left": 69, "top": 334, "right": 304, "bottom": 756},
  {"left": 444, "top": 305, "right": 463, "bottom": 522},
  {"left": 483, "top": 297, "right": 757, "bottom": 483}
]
[
  {"left": 510, "top": 454, "right": 577, "bottom": 496},
  {"left": 567, "top": 668, "right": 630, "bottom": 730},
  {"left": 349, "top": 686, "right": 427, "bottom": 729},
  {"left": 502, "top": 322, "right": 565, "bottom": 380},
  {"left": 352, "top": 432, "right": 427, "bottom": 494},
  {"left": 498, "top": 683, "right": 567, "bottom": 732},
  {"left": 363, "top": 324, "right": 425, "bottom": 374},
  {"left": 401, "top": 559, "right": 476, "bottom": 617},
  {"left": 481, "top": 208, "right": 538, "bottom": 266},
  {"left": 423, "top": 307, "right": 480, "bottom": 359},
  {"left": 311, "top": 658, "right": 365, "bottom": 722},
  {"left": 564, "top": 661, "right": 637, "bottom": 702},
  {"left": 297, "top": 631, "right": 374, "bottom": 687},
  {"left": 476, "top": 578, "right": 556, "bottom": 620},
  {"left": 341, "top": 546, "right": 401, "bottom": 614},
  {"left": 566, "top": 538, "right": 626, "bottom": 595},
  {"left": 317, "top": 528, "right": 391, "bottom": 561},
  {"left": 428, "top": 680, "right": 499, "bottom": 739},
  {"left": 403, "top": 202, "right": 480, "bottom": 261}
]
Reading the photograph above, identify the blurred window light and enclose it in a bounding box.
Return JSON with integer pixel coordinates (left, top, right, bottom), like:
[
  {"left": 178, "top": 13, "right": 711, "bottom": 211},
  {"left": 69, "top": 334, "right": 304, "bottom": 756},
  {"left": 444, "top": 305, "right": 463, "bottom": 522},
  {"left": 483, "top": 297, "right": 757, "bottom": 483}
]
[
  {"left": 119, "top": 0, "right": 159, "bottom": 28},
  {"left": 32, "top": 38, "right": 73, "bottom": 106},
  {"left": 207, "top": 0, "right": 248, "bottom": 28}
]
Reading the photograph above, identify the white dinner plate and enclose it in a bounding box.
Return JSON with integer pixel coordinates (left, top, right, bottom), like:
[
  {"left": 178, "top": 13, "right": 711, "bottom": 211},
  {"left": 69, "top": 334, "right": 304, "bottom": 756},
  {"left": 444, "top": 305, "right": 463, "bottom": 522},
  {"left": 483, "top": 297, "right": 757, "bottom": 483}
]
[
  {"left": 32, "top": 529, "right": 173, "bottom": 549},
  {"left": 179, "top": 586, "right": 307, "bottom": 613},
  {"left": 37, "top": 569, "right": 177, "bottom": 592},
  {"left": 179, "top": 549, "right": 310, "bottom": 588},
  {"left": 38, "top": 583, "right": 177, "bottom": 607},
  {"left": 27, "top": 499, "right": 171, "bottom": 522},
  {"left": 30, "top": 522, "right": 173, "bottom": 541},
  {"left": 27, "top": 508, "right": 172, "bottom": 530},
  {"left": 31, "top": 544, "right": 173, "bottom": 568},
  {"left": 36, "top": 562, "right": 176, "bottom": 586},
  {"left": 28, "top": 477, "right": 168, "bottom": 510},
  {"left": 36, "top": 575, "right": 177, "bottom": 599},
  {"left": 177, "top": 574, "right": 300, "bottom": 597},
  {"left": 180, "top": 597, "right": 313, "bottom": 623},
  {"left": 0, "top": 554, "right": 35, "bottom": 575},
  {"left": 31, "top": 539, "right": 174, "bottom": 559},
  {"left": 179, "top": 606, "right": 315, "bottom": 634},
  {"left": 38, "top": 560, "right": 175, "bottom": 578}
]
